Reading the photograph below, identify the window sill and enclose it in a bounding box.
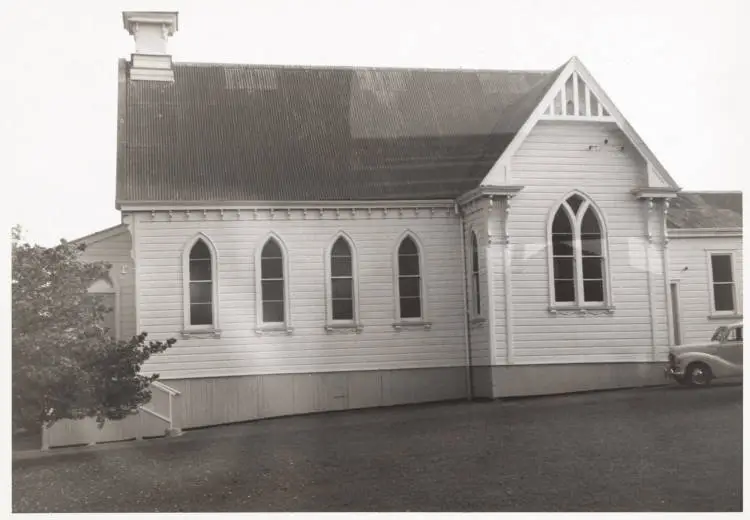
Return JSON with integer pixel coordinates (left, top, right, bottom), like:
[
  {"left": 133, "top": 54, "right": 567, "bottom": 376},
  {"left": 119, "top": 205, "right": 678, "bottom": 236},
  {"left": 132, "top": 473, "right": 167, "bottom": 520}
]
[
  {"left": 392, "top": 321, "right": 432, "bottom": 331},
  {"left": 325, "top": 323, "right": 364, "bottom": 334},
  {"left": 708, "top": 313, "right": 742, "bottom": 321},
  {"left": 255, "top": 324, "right": 294, "bottom": 336},
  {"left": 180, "top": 328, "right": 222, "bottom": 339},
  {"left": 548, "top": 305, "right": 615, "bottom": 316}
]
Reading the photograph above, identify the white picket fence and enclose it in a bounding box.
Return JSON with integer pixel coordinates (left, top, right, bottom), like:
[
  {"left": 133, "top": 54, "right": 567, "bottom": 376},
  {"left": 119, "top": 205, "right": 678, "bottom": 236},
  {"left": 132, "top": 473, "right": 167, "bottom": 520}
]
[{"left": 42, "top": 381, "right": 182, "bottom": 450}]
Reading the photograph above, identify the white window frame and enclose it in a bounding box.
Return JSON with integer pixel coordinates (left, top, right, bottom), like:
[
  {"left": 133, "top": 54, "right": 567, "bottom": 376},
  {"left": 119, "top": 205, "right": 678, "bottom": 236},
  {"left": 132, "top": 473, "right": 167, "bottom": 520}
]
[
  {"left": 706, "top": 250, "right": 739, "bottom": 316},
  {"left": 88, "top": 275, "right": 120, "bottom": 340},
  {"left": 392, "top": 230, "right": 431, "bottom": 329},
  {"left": 469, "top": 230, "right": 483, "bottom": 318},
  {"left": 255, "top": 232, "right": 292, "bottom": 333},
  {"left": 181, "top": 233, "right": 220, "bottom": 336},
  {"left": 546, "top": 191, "right": 613, "bottom": 310},
  {"left": 324, "top": 231, "right": 361, "bottom": 332}
]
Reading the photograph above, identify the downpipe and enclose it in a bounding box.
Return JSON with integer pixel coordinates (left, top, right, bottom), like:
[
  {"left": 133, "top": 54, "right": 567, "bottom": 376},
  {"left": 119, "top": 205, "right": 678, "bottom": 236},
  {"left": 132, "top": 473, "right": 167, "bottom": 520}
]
[{"left": 456, "top": 202, "right": 474, "bottom": 400}]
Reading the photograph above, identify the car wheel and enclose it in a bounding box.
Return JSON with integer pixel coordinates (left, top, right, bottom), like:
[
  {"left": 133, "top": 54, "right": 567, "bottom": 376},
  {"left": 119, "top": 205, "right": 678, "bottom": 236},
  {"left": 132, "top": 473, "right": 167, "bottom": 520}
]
[{"left": 685, "top": 363, "right": 713, "bottom": 388}]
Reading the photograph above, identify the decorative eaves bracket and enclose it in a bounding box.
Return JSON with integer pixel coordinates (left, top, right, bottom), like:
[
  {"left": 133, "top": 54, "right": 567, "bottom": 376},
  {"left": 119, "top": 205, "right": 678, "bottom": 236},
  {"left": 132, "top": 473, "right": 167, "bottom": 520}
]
[
  {"left": 632, "top": 188, "right": 678, "bottom": 246},
  {"left": 456, "top": 185, "right": 525, "bottom": 207},
  {"left": 631, "top": 187, "right": 680, "bottom": 200},
  {"left": 458, "top": 186, "right": 524, "bottom": 246}
]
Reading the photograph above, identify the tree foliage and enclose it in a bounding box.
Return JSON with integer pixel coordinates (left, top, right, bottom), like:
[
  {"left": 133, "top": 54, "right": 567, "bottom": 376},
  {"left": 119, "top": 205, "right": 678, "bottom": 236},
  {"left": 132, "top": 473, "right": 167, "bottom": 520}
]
[{"left": 12, "top": 226, "right": 176, "bottom": 431}]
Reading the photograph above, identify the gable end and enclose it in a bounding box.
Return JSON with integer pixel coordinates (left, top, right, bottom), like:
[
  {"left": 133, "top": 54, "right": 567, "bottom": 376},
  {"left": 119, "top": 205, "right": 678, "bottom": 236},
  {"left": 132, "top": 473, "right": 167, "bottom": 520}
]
[{"left": 481, "top": 57, "right": 679, "bottom": 191}]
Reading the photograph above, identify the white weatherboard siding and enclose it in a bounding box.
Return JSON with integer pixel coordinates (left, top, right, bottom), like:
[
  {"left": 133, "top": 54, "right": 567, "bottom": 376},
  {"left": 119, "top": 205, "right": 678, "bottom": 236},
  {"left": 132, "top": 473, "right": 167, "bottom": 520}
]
[
  {"left": 488, "top": 201, "right": 510, "bottom": 365},
  {"left": 79, "top": 229, "right": 136, "bottom": 340},
  {"left": 134, "top": 210, "right": 467, "bottom": 379},
  {"left": 668, "top": 236, "right": 743, "bottom": 345},
  {"left": 504, "top": 120, "right": 669, "bottom": 364}
]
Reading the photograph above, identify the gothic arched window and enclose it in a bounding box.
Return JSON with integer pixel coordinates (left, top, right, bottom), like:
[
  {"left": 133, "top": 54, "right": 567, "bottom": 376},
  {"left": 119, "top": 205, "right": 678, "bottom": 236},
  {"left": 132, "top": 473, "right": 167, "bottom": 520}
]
[
  {"left": 396, "top": 235, "right": 423, "bottom": 319},
  {"left": 183, "top": 235, "right": 219, "bottom": 330},
  {"left": 550, "top": 193, "right": 608, "bottom": 305}
]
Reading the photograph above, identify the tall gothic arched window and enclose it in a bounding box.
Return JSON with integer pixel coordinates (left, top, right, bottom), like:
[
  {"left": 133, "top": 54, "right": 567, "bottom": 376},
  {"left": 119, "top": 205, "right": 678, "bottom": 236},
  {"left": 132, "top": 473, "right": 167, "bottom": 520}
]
[
  {"left": 550, "top": 193, "right": 607, "bottom": 305},
  {"left": 471, "top": 231, "right": 481, "bottom": 316},
  {"left": 330, "top": 236, "right": 355, "bottom": 321},
  {"left": 397, "top": 235, "right": 422, "bottom": 319},
  {"left": 260, "top": 238, "right": 286, "bottom": 324},
  {"left": 184, "top": 236, "right": 218, "bottom": 328},
  {"left": 254, "top": 233, "right": 291, "bottom": 333}
]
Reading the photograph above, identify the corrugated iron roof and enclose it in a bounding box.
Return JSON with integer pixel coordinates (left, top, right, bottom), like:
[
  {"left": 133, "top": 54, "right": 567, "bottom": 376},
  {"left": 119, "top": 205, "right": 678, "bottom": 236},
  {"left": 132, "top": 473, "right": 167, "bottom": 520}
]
[
  {"left": 116, "top": 61, "right": 556, "bottom": 204},
  {"left": 667, "top": 191, "right": 743, "bottom": 229}
]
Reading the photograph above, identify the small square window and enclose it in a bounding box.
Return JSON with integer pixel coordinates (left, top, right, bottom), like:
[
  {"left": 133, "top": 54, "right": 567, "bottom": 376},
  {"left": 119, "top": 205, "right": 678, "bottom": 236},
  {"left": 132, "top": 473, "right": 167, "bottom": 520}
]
[{"left": 710, "top": 254, "right": 736, "bottom": 313}]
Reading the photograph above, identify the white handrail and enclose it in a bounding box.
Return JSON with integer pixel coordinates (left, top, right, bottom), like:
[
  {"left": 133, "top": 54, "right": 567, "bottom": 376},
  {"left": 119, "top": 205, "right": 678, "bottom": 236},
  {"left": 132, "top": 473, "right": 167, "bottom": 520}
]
[
  {"left": 138, "top": 380, "right": 182, "bottom": 436},
  {"left": 139, "top": 406, "right": 171, "bottom": 424},
  {"left": 150, "top": 380, "right": 181, "bottom": 396}
]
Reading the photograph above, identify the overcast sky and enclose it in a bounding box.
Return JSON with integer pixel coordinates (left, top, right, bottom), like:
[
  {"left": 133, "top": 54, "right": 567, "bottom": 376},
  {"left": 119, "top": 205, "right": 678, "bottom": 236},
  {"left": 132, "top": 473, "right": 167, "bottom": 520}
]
[{"left": 4, "top": 0, "right": 748, "bottom": 246}]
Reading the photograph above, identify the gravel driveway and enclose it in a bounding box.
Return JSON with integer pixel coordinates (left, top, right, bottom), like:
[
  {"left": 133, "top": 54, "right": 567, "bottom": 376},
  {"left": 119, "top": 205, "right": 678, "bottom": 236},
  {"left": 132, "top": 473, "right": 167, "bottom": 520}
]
[{"left": 13, "top": 384, "right": 742, "bottom": 512}]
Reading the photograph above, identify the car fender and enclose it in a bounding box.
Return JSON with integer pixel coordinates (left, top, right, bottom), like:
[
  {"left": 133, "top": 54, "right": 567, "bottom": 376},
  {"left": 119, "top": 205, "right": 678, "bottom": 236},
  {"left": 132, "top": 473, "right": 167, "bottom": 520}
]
[{"left": 675, "top": 352, "right": 735, "bottom": 378}]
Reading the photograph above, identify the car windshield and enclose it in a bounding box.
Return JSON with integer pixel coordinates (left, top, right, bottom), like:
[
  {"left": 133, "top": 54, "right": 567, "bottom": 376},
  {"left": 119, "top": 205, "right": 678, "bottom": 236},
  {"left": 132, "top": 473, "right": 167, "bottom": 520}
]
[{"left": 711, "top": 326, "right": 729, "bottom": 342}]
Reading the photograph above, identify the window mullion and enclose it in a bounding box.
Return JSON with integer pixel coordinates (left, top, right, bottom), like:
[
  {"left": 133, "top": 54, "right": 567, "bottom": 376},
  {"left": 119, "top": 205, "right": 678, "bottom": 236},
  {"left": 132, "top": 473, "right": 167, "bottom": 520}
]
[{"left": 574, "top": 221, "right": 584, "bottom": 305}]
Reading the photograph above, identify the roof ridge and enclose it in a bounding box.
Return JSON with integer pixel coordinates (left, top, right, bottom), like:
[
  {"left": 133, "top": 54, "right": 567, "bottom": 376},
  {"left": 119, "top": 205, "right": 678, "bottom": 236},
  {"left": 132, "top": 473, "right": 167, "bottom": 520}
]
[{"left": 172, "top": 60, "right": 553, "bottom": 74}]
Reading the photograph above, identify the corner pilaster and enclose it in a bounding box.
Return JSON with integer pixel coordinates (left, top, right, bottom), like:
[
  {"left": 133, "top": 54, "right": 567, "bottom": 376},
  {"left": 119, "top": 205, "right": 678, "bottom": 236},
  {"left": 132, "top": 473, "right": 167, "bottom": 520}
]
[{"left": 632, "top": 188, "right": 678, "bottom": 359}]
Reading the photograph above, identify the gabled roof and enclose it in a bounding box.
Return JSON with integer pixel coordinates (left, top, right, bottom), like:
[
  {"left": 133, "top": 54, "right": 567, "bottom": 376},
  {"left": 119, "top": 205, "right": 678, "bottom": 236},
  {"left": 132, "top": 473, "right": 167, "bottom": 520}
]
[
  {"left": 70, "top": 224, "right": 128, "bottom": 246},
  {"left": 115, "top": 61, "right": 554, "bottom": 205},
  {"left": 666, "top": 191, "right": 743, "bottom": 229},
  {"left": 482, "top": 57, "right": 679, "bottom": 190}
]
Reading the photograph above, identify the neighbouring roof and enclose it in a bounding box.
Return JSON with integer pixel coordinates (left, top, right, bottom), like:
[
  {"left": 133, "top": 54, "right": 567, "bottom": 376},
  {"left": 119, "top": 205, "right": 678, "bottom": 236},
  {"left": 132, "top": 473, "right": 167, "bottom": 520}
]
[
  {"left": 116, "top": 61, "right": 557, "bottom": 204},
  {"left": 70, "top": 224, "right": 128, "bottom": 245},
  {"left": 667, "top": 191, "right": 743, "bottom": 229}
]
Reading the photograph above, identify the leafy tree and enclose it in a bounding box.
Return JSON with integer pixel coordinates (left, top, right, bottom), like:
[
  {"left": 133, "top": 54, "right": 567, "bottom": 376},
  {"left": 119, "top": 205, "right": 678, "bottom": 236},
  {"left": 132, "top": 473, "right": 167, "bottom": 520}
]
[{"left": 12, "top": 226, "right": 176, "bottom": 432}]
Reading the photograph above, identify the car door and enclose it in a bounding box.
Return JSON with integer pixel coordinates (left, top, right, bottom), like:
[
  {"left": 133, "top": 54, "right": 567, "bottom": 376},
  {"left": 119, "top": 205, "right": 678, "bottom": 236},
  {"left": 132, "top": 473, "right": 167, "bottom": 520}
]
[{"left": 717, "top": 325, "right": 743, "bottom": 376}]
